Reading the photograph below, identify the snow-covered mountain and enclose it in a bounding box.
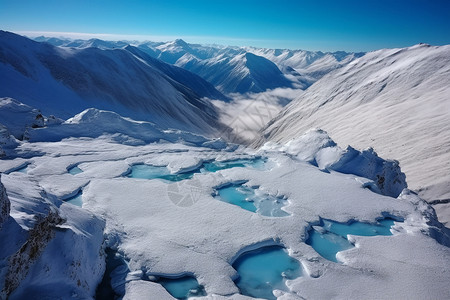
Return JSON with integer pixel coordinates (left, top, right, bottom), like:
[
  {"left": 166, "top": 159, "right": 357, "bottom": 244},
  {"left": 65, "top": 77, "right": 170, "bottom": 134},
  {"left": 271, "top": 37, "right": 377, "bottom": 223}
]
[
  {"left": 36, "top": 36, "right": 363, "bottom": 94},
  {"left": 177, "top": 52, "right": 294, "bottom": 93},
  {"left": 0, "top": 31, "right": 228, "bottom": 134},
  {"left": 256, "top": 44, "right": 450, "bottom": 225},
  {"left": 1, "top": 32, "right": 449, "bottom": 299}
]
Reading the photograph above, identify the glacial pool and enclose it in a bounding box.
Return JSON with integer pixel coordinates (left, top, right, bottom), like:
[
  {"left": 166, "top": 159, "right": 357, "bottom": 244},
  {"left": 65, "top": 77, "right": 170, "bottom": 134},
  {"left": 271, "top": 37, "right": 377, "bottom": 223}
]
[
  {"left": 215, "top": 183, "right": 289, "bottom": 217},
  {"left": 157, "top": 276, "right": 206, "bottom": 299},
  {"left": 64, "top": 190, "right": 83, "bottom": 207},
  {"left": 306, "top": 218, "right": 396, "bottom": 263},
  {"left": 127, "top": 157, "right": 267, "bottom": 182},
  {"left": 233, "top": 246, "right": 302, "bottom": 300},
  {"left": 68, "top": 165, "right": 83, "bottom": 175}
]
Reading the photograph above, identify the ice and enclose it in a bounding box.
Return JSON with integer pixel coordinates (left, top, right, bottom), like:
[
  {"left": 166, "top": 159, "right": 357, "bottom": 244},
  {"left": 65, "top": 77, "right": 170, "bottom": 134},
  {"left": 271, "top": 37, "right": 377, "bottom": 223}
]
[
  {"left": 68, "top": 165, "right": 83, "bottom": 175},
  {"left": 64, "top": 190, "right": 83, "bottom": 207},
  {"left": 215, "top": 184, "right": 257, "bottom": 213},
  {"left": 306, "top": 218, "right": 396, "bottom": 263},
  {"left": 127, "top": 158, "right": 267, "bottom": 182},
  {"left": 215, "top": 183, "right": 289, "bottom": 217},
  {"left": 9, "top": 164, "right": 29, "bottom": 174},
  {"left": 1, "top": 97, "right": 449, "bottom": 298},
  {"left": 157, "top": 276, "right": 206, "bottom": 299},
  {"left": 127, "top": 164, "right": 192, "bottom": 182},
  {"left": 232, "top": 246, "right": 302, "bottom": 300}
]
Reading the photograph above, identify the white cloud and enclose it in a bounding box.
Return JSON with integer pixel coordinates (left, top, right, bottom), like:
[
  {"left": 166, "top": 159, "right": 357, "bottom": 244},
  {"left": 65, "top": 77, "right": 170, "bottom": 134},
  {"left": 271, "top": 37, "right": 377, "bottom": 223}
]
[{"left": 213, "top": 88, "right": 301, "bottom": 143}]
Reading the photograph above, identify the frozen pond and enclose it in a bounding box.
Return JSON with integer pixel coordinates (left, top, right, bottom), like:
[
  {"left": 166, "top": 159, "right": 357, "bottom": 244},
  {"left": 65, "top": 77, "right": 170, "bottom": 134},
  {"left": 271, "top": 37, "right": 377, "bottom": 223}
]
[
  {"left": 215, "top": 183, "right": 289, "bottom": 217},
  {"left": 233, "top": 246, "right": 302, "bottom": 300},
  {"left": 157, "top": 276, "right": 206, "bottom": 299},
  {"left": 68, "top": 165, "right": 83, "bottom": 175},
  {"left": 64, "top": 190, "right": 83, "bottom": 207},
  {"left": 127, "top": 157, "right": 267, "bottom": 182},
  {"left": 306, "top": 218, "right": 396, "bottom": 263}
]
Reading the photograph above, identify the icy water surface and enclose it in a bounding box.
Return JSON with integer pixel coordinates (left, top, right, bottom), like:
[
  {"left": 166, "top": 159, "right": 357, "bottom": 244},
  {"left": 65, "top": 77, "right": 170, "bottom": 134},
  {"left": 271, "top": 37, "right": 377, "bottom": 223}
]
[
  {"left": 158, "top": 276, "right": 206, "bottom": 299},
  {"left": 8, "top": 163, "right": 29, "bottom": 174},
  {"left": 68, "top": 165, "right": 83, "bottom": 175},
  {"left": 215, "top": 183, "right": 289, "bottom": 217},
  {"left": 306, "top": 218, "right": 395, "bottom": 263},
  {"left": 64, "top": 190, "right": 83, "bottom": 207},
  {"left": 127, "top": 157, "right": 267, "bottom": 182},
  {"left": 233, "top": 246, "right": 302, "bottom": 300}
]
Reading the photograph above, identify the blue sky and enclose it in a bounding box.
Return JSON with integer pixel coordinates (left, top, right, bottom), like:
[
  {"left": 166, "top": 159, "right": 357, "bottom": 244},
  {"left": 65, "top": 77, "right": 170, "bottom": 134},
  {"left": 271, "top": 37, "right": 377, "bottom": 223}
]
[{"left": 1, "top": 0, "right": 449, "bottom": 51}]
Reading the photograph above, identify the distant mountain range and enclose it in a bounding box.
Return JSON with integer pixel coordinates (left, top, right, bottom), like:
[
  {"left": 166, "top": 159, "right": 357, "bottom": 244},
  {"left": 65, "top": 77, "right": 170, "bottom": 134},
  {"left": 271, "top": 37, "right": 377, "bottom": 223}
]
[{"left": 33, "top": 36, "right": 364, "bottom": 94}]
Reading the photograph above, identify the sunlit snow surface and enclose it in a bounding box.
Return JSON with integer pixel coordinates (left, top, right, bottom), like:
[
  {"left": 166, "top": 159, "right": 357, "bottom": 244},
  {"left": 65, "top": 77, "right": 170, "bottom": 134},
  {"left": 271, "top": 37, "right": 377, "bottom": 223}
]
[
  {"left": 1, "top": 117, "right": 450, "bottom": 299},
  {"left": 233, "top": 246, "right": 301, "bottom": 300}
]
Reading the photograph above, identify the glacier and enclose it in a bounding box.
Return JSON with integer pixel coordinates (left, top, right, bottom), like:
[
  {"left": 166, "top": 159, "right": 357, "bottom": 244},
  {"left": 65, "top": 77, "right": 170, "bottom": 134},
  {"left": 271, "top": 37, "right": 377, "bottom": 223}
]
[{"left": 0, "top": 99, "right": 449, "bottom": 299}]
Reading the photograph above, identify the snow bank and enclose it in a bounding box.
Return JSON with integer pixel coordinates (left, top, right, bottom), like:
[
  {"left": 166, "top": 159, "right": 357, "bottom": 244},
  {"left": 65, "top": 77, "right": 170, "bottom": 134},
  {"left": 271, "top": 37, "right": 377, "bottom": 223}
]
[
  {"left": 0, "top": 97, "right": 46, "bottom": 140},
  {"left": 261, "top": 129, "right": 406, "bottom": 197},
  {"left": 28, "top": 108, "right": 227, "bottom": 150}
]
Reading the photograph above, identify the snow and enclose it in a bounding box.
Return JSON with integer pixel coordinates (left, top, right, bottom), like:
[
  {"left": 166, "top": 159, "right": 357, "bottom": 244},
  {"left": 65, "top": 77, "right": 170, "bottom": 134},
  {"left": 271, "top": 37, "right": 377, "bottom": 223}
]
[
  {"left": 1, "top": 34, "right": 449, "bottom": 299},
  {"left": 0, "top": 103, "right": 448, "bottom": 298},
  {"left": 0, "top": 173, "right": 105, "bottom": 299},
  {"left": 261, "top": 129, "right": 407, "bottom": 197},
  {"left": 257, "top": 44, "right": 450, "bottom": 226}
]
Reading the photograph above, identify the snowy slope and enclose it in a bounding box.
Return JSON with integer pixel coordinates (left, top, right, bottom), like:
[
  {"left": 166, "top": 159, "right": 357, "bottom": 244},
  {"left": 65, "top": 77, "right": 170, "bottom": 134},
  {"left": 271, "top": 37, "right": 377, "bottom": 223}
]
[
  {"left": 0, "top": 31, "right": 227, "bottom": 134},
  {"left": 124, "top": 45, "right": 229, "bottom": 102},
  {"left": 245, "top": 47, "right": 364, "bottom": 79},
  {"left": 257, "top": 44, "right": 450, "bottom": 225}
]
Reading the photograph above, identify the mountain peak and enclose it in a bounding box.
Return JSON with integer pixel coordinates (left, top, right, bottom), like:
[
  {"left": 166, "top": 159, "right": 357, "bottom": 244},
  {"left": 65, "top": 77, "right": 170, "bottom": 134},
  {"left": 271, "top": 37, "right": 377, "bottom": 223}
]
[{"left": 173, "top": 39, "right": 190, "bottom": 48}]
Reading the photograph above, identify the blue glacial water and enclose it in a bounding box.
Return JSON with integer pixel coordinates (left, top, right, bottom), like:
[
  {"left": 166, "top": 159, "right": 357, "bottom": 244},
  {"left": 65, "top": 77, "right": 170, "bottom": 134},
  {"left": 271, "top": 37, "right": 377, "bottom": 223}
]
[
  {"left": 127, "top": 158, "right": 267, "bottom": 182},
  {"left": 215, "top": 183, "right": 289, "bottom": 217},
  {"left": 306, "top": 218, "right": 395, "bottom": 263},
  {"left": 233, "top": 246, "right": 302, "bottom": 300},
  {"left": 158, "top": 276, "right": 206, "bottom": 299},
  {"left": 68, "top": 165, "right": 83, "bottom": 175},
  {"left": 8, "top": 163, "right": 29, "bottom": 174},
  {"left": 64, "top": 190, "right": 83, "bottom": 207}
]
